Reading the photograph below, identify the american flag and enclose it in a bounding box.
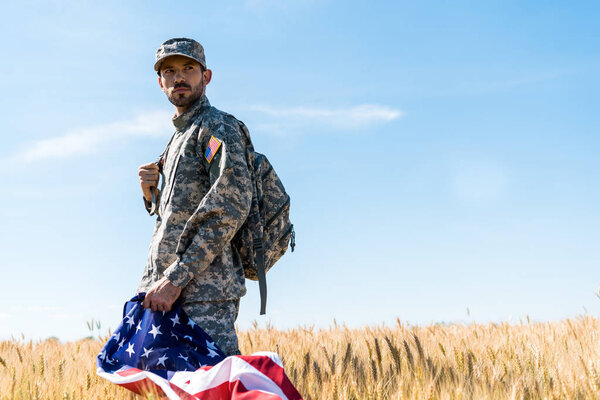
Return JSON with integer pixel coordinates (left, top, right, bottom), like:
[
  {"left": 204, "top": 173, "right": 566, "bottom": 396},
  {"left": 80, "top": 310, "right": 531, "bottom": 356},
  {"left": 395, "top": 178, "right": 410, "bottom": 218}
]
[
  {"left": 204, "top": 136, "right": 222, "bottom": 163},
  {"left": 96, "top": 294, "right": 302, "bottom": 399}
]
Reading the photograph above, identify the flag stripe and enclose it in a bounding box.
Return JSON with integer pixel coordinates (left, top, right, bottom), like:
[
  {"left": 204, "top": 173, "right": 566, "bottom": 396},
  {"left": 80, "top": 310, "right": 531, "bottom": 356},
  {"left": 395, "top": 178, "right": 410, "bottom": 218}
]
[
  {"left": 99, "top": 369, "right": 184, "bottom": 399},
  {"left": 237, "top": 355, "right": 301, "bottom": 400},
  {"left": 173, "top": 356, "right": 289, "bottom": 399},
  {"left": 194, "top": 380, "right": 285, "bottom": 400},
  {"left": 117, "top": 367, "right": 143, "bottom": 377}
]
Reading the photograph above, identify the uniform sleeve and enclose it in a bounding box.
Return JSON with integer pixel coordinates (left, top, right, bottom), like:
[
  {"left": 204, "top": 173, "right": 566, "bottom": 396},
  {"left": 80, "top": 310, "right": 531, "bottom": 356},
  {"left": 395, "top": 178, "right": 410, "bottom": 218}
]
[{"left": 162, "top": 119, "right": 252, "bottom": 287}]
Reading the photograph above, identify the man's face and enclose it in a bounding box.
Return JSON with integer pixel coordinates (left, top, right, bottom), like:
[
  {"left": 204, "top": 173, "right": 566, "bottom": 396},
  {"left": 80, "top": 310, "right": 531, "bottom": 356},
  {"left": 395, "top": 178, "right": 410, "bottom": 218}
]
[{"left": 158, "top": 55, "right": 211, "bottom": 109}]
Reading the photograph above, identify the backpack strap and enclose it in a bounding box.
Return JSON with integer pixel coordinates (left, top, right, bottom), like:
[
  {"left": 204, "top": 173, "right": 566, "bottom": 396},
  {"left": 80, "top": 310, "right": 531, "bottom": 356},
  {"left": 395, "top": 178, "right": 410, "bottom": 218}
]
[
  {"left": 149, "top": 186, "right": 160, "bottom": 216},
  {"left": 149, "top": 132, "right": 174, "bottom": 217},
  {"left": 253, "top": 237, "right": 267, "bottom": 315},
  {"left": 248, "top": 177, "right": 267, "bottom": 315}
]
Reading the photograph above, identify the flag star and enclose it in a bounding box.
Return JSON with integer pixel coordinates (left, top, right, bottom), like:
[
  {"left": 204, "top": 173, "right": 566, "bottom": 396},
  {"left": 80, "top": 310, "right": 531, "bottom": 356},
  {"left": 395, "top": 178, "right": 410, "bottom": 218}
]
[
  {"left": 183, "top": 335, "right": 193, "bottom": 341},
  {"left": 170, "top": 314, "right": 180, "bottom": 326},
  {"left": 177, "top": 353, "right": 189, "bottom": 362},
  {"left": 118, "top": 338, "right": 125, "bottom": 349},
  {"left": 206, "top": 340, "right": 217, "bottom": 350},
  {"left": 136, "top": 322, "right": 142, "bottom": 333},
  {"left": 187, "top": 318, "right": 196, "bottom": 329},
  {"left": 112, "top": 332, "right": 120, "bottom": 342},
  {"left": 125, "top": 315, "right": 135, "bottom": 328},
  {"left": 141, "top": 347, "right": 154, "bottom": 358},
  {"left": 126, "top": 343, "right": 135, "bottom": 357},
  {"left": 99, "top": 350, "right": 107, "bottom": 360},
  {"left": 149, "top": 324, "right": 162, "bottom": 339},
  {"left": 207, "top": 348, "right": 220, "bottom": 358},
  {"left": 171, "top": 332, "right": 179, "bottom": 340},
  {"left": 106, "top": 358, "right": 114, "bottom": 365},
  {"left": 157, "top": 354, "right": 168, "bottom": 367}
]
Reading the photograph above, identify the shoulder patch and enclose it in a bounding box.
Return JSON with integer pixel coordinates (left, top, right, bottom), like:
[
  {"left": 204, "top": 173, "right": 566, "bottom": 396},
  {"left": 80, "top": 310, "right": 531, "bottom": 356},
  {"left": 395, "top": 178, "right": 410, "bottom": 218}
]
[{"left": 204, "top": 136, "right": 222, "bottom": 163}]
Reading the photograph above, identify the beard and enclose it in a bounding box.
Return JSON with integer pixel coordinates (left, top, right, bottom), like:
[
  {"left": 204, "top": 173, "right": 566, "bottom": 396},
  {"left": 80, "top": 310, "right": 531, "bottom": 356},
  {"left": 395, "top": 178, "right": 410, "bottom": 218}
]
[{"left": 166, "top": 80, "right": 204, "bottom": 108}]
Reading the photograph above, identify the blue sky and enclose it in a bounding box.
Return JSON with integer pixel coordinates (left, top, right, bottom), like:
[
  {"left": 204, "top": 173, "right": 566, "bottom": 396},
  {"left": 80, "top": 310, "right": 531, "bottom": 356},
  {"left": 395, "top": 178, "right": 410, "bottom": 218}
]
[{"left": 0, "top": 1, "right": 598, "bottom": 341}]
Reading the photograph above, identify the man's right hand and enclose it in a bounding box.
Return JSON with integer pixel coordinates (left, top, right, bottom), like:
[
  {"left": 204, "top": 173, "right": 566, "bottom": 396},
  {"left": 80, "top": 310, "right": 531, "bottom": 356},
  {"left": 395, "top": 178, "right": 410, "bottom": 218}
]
[{"left": 138, "top": 162, "right": 159, "bottom": 202}]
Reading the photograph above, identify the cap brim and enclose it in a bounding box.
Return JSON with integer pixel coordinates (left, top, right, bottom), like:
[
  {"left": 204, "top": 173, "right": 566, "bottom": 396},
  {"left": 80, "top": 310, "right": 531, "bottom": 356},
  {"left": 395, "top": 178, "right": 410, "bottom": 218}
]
[{"left": 154, "top": 53, "right": 205, "bottom": 71}]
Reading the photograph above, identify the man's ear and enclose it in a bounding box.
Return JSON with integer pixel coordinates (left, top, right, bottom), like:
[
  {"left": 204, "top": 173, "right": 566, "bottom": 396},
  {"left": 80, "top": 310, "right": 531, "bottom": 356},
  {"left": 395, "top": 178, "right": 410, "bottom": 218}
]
[
  {"left": 158, "top": 76, "right": 166, "bottom": 92},
  {"left": 203, "top": 69, "right": 213, "bottom": 85}
]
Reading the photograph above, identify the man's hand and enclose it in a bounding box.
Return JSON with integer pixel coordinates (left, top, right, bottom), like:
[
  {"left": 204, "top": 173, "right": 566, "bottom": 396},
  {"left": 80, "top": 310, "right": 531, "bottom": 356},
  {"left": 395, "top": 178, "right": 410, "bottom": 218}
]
[
  {"left": 143, "top": 276, "right": 182, "bottom": 312},
  {"left": 138, "top": 162, "right": 159, "bottom": 202}
]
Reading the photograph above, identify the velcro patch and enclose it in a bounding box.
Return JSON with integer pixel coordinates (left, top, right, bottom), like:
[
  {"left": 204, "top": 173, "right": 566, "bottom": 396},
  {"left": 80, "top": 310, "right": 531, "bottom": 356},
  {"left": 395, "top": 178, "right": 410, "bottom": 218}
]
[{"left": 204, "top": 136, "right": 222, "bottom": 163}]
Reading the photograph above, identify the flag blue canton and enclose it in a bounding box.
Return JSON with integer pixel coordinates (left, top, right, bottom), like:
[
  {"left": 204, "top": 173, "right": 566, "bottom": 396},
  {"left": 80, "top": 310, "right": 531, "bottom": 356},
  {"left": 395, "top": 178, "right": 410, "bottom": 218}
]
[{"left": 96, "top": 294, "right": 226, "bottom": 379}]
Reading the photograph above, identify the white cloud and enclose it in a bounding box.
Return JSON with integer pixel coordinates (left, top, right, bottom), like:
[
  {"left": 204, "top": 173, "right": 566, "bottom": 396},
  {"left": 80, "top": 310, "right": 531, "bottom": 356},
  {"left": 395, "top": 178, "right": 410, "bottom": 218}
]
[
  {"left": 249, "top": 104, "right": 403, "bottom": 134},
  {"left": 6, "top": 110, "right": 173, "bottom": 163},
  {"left": 4, "top": 103, "right": 402, "bottom": 163}
]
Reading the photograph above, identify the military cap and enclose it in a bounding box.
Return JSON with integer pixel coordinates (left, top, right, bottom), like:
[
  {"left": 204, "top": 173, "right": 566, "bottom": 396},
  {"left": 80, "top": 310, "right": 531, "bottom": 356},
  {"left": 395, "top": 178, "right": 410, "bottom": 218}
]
[{"left": 154, "top": 38, "right": 207, "bottom": 72}]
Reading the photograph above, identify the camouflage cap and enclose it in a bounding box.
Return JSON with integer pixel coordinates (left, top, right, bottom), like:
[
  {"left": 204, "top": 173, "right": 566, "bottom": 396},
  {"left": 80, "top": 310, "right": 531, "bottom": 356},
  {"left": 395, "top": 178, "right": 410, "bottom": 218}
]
[{"left": 154, "top": 38, "right": 207, "bottom": 72}]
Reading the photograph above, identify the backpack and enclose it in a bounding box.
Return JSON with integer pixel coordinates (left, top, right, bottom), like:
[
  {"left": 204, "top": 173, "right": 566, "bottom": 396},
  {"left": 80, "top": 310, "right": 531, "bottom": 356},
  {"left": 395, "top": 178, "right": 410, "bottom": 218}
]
[{"left": 233, "top": 124, "right": 295, "bottom": 315}]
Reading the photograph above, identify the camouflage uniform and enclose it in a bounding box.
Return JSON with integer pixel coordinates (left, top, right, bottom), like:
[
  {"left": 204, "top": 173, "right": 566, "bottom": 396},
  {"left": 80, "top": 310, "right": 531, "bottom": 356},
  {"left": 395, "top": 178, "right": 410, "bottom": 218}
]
[{"left": 137, "top": 91, "right": 253, "bottom": 355}]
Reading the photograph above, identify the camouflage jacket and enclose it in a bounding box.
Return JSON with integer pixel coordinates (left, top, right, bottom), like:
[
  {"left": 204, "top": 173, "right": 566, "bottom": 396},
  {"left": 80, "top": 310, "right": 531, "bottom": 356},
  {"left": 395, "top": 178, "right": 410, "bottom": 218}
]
[{"left": 137, "top": 95, "right": 253, "bottom": 302}]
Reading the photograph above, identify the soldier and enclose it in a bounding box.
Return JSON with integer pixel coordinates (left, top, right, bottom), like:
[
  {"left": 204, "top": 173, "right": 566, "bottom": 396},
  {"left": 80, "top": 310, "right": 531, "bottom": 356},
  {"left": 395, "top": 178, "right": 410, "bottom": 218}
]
[{"left": 136, "top": 38, "right": 253, "bottom": 355}]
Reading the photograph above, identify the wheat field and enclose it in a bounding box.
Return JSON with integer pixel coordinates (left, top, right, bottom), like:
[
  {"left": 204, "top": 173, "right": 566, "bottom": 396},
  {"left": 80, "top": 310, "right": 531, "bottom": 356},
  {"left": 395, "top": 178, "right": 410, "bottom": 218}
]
[{"left": 0, "top": 316, "right": 599, "bottom": 399}]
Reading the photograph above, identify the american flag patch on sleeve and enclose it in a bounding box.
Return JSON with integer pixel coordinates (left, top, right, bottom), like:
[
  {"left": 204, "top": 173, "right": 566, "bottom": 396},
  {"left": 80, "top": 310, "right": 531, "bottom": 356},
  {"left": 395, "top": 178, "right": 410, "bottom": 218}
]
[{"left": 204, "top": 136, "right": 222, "bottom": 163}]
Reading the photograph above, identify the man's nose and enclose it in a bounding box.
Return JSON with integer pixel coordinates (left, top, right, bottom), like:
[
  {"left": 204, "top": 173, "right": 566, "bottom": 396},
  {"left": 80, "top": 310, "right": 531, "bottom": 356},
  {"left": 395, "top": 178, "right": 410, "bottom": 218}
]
[{"left": 174, "top": 70, "right": 185, "bottom": 82}]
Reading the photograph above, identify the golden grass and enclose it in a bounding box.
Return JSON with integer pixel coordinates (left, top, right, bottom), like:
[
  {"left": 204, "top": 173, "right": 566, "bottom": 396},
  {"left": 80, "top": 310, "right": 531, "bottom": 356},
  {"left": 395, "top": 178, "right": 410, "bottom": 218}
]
[{"left": 0, "top": 316, "right": 599, "bottom": 399}]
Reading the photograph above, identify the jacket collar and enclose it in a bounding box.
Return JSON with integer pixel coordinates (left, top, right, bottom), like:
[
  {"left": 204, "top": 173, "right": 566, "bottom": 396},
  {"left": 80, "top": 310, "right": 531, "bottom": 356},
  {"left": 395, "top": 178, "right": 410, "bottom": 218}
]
[{"left": 172, "top": 95, "right": 211, "bottom": 131}]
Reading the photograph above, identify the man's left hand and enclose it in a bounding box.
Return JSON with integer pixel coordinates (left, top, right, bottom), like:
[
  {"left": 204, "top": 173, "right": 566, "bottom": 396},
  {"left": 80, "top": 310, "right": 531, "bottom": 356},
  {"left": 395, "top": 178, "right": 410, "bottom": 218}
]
[{"left": 143, "top": 276, "right": 183, "bottom": 312}]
